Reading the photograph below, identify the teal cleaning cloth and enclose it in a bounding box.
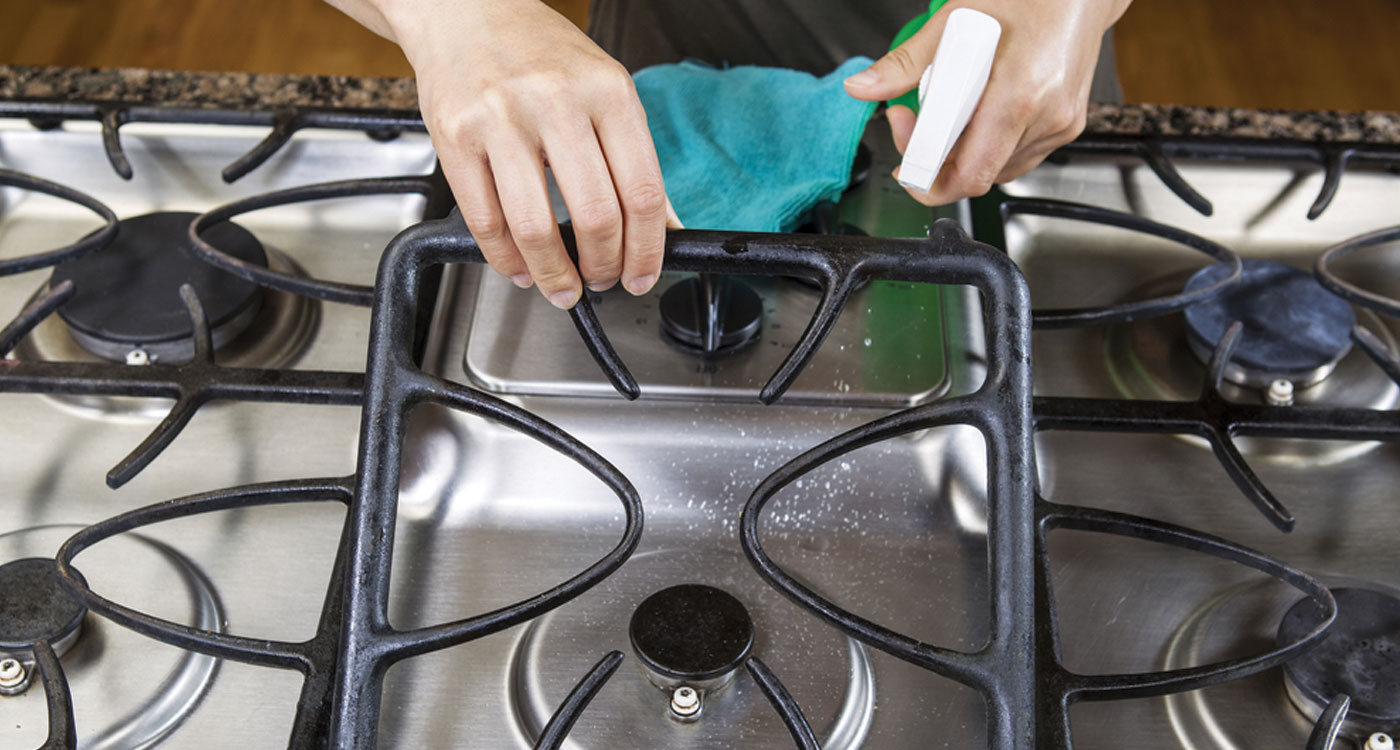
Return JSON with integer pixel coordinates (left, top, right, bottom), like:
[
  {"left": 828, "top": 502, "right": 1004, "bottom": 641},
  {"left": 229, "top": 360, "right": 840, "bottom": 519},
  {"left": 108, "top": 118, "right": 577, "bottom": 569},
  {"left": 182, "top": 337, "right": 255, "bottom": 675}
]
[{"left": 633, "top": 56, "right": 877, "bottom": 232}]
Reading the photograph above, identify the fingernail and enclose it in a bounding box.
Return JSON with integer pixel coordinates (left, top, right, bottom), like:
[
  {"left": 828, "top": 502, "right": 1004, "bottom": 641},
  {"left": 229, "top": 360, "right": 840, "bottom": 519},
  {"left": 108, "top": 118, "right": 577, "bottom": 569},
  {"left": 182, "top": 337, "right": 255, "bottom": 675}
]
[
  {"left": 511, "top": 273, "right": 533, "bottom": 288},
  {"left": 625, "top": 274, "right": 657, "bottom": 295},
  {"left": 587, "top": 279, "right": 617, "bottom": 293},
  {"left": 548, "top": 288, "right": 581, "bottom": 309},
  {"left": 845, "top": 69, "right": 878, "bottom": 87}
]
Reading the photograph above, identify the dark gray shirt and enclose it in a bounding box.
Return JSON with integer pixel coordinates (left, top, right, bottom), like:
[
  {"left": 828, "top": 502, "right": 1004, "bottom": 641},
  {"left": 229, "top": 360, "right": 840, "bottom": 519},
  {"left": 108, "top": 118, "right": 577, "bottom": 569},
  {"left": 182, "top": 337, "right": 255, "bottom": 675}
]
[{"left": 588, "top": 0, "right": 1122, "bottom": 103}]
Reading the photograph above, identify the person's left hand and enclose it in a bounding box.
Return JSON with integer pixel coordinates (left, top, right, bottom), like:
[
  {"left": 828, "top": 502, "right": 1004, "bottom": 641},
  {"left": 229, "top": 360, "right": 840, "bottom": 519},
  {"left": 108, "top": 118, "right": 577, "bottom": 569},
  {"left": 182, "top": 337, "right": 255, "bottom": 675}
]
[{"left": 843, "top": 0, "right": 1132, "bottom": 206}]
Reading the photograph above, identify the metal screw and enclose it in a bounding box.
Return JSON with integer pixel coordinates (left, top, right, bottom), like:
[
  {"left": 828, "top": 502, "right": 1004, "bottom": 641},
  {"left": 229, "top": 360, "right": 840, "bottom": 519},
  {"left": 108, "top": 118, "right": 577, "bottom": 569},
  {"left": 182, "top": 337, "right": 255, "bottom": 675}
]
[
  {"left": 670, "top": 685, "right": 701, "bottom": 719},
  {"left": 1266, "top": 378, "right": 1295, "bottom": 406},
  {"left": 1368, "top": 733, "right": 1395, "bottom": 750},
  {"left": 126, "top": 348, "right": 151, "bottom": 366},
  {"left": 0, "top": 658, "right": 30, "bottom": 696}
]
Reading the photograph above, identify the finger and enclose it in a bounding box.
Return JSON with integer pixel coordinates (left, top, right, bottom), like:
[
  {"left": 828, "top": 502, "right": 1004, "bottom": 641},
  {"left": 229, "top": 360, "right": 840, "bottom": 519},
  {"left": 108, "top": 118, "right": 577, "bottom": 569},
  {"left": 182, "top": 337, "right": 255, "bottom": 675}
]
[
  {"left": 543, "top": 124, "right": 624, "bottom": 292},
  {"left": 489, "top": 139, "right": 582, "bottom": 309},
  {"left": 886, "top": 105, "right": 916, "bottom": 155},
  {"left": 842, "top": 6, "right": 954, "bottom": 102},
  {"left": 918, "top": 87, "right": 1029, "bottom": 205},
  {"left": 438, "top": 150, "right": 533, "bottom": 288},
  {"left": 595, "top": 96, "right": 669, "bottom": 296}
]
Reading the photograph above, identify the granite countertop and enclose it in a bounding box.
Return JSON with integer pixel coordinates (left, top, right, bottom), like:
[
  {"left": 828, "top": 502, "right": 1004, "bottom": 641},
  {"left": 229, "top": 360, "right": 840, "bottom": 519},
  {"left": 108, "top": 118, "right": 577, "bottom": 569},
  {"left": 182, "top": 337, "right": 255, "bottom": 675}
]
[{"left": 2, "top": 64, "right": 1399, "bottom": 144}]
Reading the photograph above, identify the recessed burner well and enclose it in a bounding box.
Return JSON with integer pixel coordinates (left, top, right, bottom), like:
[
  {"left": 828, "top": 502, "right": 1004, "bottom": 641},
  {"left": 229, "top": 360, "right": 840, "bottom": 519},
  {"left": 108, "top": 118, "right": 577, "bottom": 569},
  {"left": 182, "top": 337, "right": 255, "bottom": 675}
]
[{"left": 50, "top": 211, "right": 267, "bottom": 363}]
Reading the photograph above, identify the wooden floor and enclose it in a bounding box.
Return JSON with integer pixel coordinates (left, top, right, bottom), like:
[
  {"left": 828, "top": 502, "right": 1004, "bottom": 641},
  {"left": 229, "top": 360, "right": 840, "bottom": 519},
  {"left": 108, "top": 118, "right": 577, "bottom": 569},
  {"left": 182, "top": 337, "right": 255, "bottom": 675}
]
[{"left": 1, "top": 0, "right": 1396, "bottom": 111}]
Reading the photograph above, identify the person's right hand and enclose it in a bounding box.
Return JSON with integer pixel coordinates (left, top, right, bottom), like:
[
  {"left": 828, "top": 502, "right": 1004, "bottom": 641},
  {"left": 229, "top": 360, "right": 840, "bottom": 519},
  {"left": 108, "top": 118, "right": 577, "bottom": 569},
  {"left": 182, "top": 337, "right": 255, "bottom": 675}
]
[{"left": 344, "top": 0, "right": 674, "bottom": 308}]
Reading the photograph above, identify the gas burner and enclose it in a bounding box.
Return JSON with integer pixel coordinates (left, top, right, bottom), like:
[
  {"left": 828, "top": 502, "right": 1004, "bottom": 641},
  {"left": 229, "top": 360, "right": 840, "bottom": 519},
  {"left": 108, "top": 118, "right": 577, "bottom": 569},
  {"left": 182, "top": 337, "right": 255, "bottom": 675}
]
[
  {"left": 15, "top": 221, "right": 319, "bottom": 405},
  {"left": 1164, "top": 576, "right": 1400, "bottom": 749},
  {"left": 629, "top": 584, "right": 754, "bottom": 693},
  {"left": 658, "top": 275, "right": 764, "bottom": 355},
  {"left": 1280, "top": 588, "right": 1400, "bottom": 734},
  {"left": 49, "top": 211, "right": 267, "bottom": 363},
  {"left": 0, "top": 526, "right": 222, "bottom": 749},
  {"left": 0, "top": 558, "right": 86, "bottom": 663},
  {"left": 507, "top": 549, "right": 874, "bottom": 749},
  {"left": 1183, "top": 259, "right": 1357, "bottom": 388},
  {"left": 1105, "top": 270, "right": 1399, "bottom": 461}
]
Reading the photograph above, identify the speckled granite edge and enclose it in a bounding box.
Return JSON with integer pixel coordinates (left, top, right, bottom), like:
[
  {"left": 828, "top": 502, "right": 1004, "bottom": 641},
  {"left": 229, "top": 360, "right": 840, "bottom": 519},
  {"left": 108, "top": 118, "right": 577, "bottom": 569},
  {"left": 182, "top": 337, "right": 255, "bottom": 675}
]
[
  {"left": 3, "top": 64, "right": 1399, "bottom": 144},
  {"left": 0, "top": 65, "right": 419, "bottom": 112}
]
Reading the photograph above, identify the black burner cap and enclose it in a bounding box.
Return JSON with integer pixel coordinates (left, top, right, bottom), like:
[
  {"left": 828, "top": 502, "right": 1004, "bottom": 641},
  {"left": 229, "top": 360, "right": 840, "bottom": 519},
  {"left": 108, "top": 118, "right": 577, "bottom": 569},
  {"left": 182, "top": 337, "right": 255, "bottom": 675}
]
[
  {"left": 0, "top": 558, "right": 87, "bottom": 652},
  {"left": 659, "top": 276, "right": 763, "bottom": 355},
  {"left": 629, "top": 584, "right": 754, "bottom": 682},
  {"left": 1182, "top": 259, "right": 1355, "bottom": 383},
  {"left": 51, "top": 211, "right": 267, "bottom": 349},
  {"left": 1279, "top": 587, "right": 1400, "bottom": 728}
]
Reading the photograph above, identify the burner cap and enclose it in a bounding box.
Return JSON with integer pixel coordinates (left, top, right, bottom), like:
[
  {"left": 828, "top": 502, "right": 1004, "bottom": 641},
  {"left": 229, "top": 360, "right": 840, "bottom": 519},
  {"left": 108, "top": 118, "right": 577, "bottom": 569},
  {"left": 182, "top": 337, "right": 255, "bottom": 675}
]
[
  {"left": 1183, "top": 259, "right": 1355, "bottom": 388},
  {"left": 51, "top": 211, "right": 268, "bottom": 362},
  {"left": 629, "top": 584, "right": 754, "bottom": 684},
  {"left": 1279, "top": 587, "right": 1400, "bottom": 730},
  {"left": 0, "top": 558, "right": 87, "bottom": 658},
  {"left": 658, "top": 277, "right": 763, "bottom": 355}
]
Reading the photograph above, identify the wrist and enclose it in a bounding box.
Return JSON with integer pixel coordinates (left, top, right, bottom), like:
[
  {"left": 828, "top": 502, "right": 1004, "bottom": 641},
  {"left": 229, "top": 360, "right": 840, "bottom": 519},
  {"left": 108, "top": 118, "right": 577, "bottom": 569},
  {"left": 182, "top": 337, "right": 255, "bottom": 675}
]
[{"left": 379, "top": 0, "right": 528, "bottom": 67}]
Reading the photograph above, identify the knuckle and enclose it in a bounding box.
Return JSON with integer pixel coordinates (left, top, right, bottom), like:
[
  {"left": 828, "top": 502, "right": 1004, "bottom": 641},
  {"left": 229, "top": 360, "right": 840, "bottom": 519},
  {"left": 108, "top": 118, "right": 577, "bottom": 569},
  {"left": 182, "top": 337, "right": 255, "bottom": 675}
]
[
  {"left": 621, "top": 180, "right": 667, "bottom": 216},
  {"left": 430, "top": 109, "right": 478, "bottom": 147},
  {"left": 531, "top": 261, "right": 575, "bottom": 291},
  {"left": 1048, "top": 100, "right": 1083, "bottom": 136},
  {"left": 570, "top": 195, "right": 623, "bottom": 237},
  {"left": 581, "top": 253, "right": 623, "bottom": 281},
  {"left": 511, "top": 213, "right": 559, "bottom": 247},
  {"left": 462, "top": 208, "right": 507, "bottom": 243},
  {"left": 884, "top": 46, "right": 917, "bottom": 76},
  {"left": 1009, "top": 95, "right": 1038, "bottom": 125},
  {"left": 594, "top": 62, "right": 635, "bottom": 95},
  {"left": 475, "top": 86, "right": 516, "bottom": 122},
  {"left": 1064, "top": 109, "right": 1088, "bottom": 140},
  {"left": 950, "top": 160, "right": 997, "bottom": 198}
]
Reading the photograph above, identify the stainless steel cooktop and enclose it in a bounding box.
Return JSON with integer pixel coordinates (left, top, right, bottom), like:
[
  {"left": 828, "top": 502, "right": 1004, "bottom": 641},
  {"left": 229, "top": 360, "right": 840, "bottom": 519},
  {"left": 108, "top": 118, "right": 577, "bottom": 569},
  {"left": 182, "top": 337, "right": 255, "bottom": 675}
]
[{"left": 2, "top": 103, "right": 1399, "bottom": 750}]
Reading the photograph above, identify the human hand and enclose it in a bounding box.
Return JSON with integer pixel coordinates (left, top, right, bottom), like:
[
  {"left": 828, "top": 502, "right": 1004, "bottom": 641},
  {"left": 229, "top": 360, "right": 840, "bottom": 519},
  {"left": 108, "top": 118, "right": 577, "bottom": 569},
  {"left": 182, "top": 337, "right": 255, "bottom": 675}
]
[
  {"left": 338, "top": 0, "right": 676, "bottom": 308},
  {"left": 843, "top": 0, "right": 1132, "bottom": 206}
]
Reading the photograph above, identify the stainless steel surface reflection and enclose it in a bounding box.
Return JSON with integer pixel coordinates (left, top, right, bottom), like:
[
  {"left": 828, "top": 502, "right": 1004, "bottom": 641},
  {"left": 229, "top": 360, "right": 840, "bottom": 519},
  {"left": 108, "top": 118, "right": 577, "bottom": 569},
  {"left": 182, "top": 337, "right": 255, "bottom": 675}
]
[
  {"left": 6, "top": 108, "right": 1400, "bottom": 749},
  {"left": 1003, "top": 158, "right": 1400, "bottom": 749},
  {"left": 0, "top": 118, "right": 433, "bottom": 748},
  {"left": 463, "top": 121, "right": 962, "bottom": 406},
  {"left": 0, "top": 525, "right": 222, "bottom": 750}
]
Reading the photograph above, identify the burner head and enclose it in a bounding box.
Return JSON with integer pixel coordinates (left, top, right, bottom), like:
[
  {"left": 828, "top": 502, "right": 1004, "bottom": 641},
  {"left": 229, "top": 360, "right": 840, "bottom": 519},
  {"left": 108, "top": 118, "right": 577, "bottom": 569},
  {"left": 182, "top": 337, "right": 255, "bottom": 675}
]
[
  {"left": 1183, "top": 259, "right": 1356, "bottom": 388},
  {"left": 658, "top": 276, "right": 763, "bottom": 355},
  {"left": 1279, "top": 587, "right": 1400, "bottom": 732},
  {"left": 629, "top": 584, "right": 754, "bottom": 688},
  {"left": 50, "top": 211, "right": 268, "bottom": 362},
  {"left": 0, "top": 558, "right": 87, "bottom": 660}
]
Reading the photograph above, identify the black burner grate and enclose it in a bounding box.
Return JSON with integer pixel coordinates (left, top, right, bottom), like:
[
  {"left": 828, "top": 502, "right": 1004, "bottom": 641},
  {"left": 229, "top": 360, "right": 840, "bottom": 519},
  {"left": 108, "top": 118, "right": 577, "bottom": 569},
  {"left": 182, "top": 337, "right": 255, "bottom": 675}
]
[
  {"left": 0, "top": 101, "right": 425, "bottom": 184},
  {"left": 4, "top": 103, "right": 1395, "bottom": 749},
  {"left": 0, "top": 169, "right": 117, "bottom": 277}
]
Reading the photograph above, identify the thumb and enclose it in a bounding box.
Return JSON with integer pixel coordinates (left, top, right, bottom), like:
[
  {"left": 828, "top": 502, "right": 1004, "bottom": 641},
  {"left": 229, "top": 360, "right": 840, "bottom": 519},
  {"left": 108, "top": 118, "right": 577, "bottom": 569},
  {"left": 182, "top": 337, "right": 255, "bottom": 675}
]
[{"left": 843, "top": 9, "right": 952, "bottom": 101}]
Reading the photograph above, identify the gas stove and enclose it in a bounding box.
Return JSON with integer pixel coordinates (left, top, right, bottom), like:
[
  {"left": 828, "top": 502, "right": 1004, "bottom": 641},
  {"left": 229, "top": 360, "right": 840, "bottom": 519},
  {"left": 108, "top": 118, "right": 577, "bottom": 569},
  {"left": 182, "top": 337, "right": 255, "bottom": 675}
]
[{"left": 1, "top": 96, "right": 1399, "bottom": 750}]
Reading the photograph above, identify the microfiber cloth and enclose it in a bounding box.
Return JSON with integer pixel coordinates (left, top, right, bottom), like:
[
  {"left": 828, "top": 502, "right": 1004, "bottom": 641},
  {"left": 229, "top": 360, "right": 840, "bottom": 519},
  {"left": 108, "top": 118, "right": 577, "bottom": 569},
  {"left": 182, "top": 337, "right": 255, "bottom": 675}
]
[{"left": 633, "top": 56, "right": 877, "bottom": 232}]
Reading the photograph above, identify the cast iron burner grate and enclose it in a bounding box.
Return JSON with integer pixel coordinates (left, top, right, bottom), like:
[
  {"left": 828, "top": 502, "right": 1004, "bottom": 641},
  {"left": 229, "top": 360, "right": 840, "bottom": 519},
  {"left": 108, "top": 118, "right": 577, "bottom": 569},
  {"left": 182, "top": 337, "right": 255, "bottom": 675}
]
[
  {"left": 4, "top": 112, "right": 1398, "bottom": 749},
  {"left": 29, "top": 200, "right": 1342, "bottom": 750},
  {"left": 0, "top": 165, "right": 453, "bottom": 488}
]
